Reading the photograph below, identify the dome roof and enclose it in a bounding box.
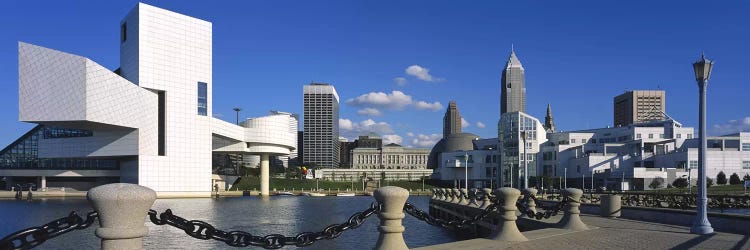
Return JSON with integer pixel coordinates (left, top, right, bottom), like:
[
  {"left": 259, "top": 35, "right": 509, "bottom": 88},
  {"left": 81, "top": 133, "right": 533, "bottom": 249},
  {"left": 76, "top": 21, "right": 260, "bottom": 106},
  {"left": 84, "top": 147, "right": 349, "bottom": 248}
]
[{"left": 426, "top": 133, "right": 479, "bottom": 169}]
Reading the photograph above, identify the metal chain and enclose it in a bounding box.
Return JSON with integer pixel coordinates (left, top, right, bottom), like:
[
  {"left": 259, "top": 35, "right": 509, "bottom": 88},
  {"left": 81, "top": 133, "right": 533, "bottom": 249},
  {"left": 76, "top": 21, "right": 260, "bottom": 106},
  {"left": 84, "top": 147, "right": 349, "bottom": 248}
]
[
  {"left": 516, "top": 196, "right": 570, "bottom": 220},
  {"left": 403, "top": 202, "right": 498, "bottom": 230},
  {"left": 148, "top": 202, "right": 381, "bottom": 249},
  {"left": 0, "top": 211, "right": 98, "bottom": 250}
]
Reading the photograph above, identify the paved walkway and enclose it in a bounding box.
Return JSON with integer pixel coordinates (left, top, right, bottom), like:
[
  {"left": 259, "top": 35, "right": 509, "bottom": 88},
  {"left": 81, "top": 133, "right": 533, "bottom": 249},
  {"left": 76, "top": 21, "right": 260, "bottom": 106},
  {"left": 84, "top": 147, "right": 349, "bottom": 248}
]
[{"left": 415, "top": 214, "right": 750, "bottom": 250}]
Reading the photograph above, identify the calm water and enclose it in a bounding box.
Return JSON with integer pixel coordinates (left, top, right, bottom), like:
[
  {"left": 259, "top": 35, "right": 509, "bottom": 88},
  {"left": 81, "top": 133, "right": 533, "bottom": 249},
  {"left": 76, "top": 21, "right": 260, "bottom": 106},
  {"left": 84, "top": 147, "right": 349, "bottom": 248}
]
[{"left": 0, "top": 196, "right": 457, "bottom": 250}]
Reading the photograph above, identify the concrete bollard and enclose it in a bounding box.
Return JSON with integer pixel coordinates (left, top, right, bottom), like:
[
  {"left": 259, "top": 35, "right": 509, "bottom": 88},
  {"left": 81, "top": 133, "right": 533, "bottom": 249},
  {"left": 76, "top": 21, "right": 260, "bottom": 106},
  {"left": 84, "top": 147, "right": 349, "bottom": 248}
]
[
  {"left": 373, "top": 186, "right": 409, "bottom": 250},
  {"left": 480, "top": 188, "right": 493, "bottom": 209},
  {"left": 522, "top": 188, "right": 538, "bottom": 215},
  {"left": 450, "top": 189, "right": 460, "bottom": 203},
  {"left": 88, "top": 183, "right": 157, "bottom": 250},
  {"left": 558, "top": 188, "right": 589, "bottom": 231},
  {"left": 600, "top": 194, "right": 622, "bottom": 218},
  {"left": 458, "top": 188, "right": 469, "bottom": 205},
  {"left": 488, "top": 188, "right": 528, "bottom": 242}
]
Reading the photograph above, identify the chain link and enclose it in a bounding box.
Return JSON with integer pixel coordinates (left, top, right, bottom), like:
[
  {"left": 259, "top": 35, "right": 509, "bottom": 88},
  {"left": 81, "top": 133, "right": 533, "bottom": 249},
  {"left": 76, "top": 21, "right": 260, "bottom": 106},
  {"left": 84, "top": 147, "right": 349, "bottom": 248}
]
[
  {"left": 516, "top": 196, "right": 570, "bottom": 220},
  {"left": 148, "top": 202, "right": 380, "bottom": 249},
  {"left": 403, "top": 202, "right": 498, "bottom": 230},
  {"left": 0, "top": 211, "right": 98, "bottom": 250}
]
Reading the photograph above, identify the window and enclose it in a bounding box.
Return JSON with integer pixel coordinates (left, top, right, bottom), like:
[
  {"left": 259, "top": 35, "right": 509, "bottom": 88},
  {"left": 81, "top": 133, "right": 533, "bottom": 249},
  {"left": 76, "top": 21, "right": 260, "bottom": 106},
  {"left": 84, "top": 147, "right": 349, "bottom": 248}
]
[
  {"left": 659, "top": 134, "right": 665, "bottom": 139},
  {"left": 197, "top": 82, "right": 207, "bottom": 116},
  {"left": 677, "top": 134, "right": 682, "bottom": 138},
  {"left": 689, "top": 160, "right": 698, "bottom": 169},
  {"left": 637, "top": 134, "right": 642, "bottom": 139},
  {"left": 687, "top": 134, "right": 693, "bottom": 139},
  {"left": 121, "top": 23, "right": 127, "bottom": 42},
  {"left": 582, "top": 139, "right": 587, "bottom": 143},
  {"left": 743, "top": 161, "right": 750, "bottom": 169},
  {"left": 742, "top": 143, "right": 750, "bottom": 151},
  {"left": 571, "top": 139, "right": 576, "bottom": 143},
  {"left": 648, "top": 134, "right": 654, "bottom": 139}
]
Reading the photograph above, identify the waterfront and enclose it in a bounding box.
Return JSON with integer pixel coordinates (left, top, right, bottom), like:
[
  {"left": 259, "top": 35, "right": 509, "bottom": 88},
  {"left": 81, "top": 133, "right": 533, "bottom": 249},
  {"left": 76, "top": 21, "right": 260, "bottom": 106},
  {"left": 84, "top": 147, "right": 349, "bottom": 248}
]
[{"left": 0, "top": 196, "right": 456, "bottom": 249}]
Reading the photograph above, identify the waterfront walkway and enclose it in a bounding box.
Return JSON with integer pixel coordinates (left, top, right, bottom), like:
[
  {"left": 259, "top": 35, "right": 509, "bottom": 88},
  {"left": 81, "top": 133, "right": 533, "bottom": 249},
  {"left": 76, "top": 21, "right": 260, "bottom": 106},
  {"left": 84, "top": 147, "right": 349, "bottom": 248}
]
[{"left": 416, "top": 214, "right": 750, "bottom": 250}]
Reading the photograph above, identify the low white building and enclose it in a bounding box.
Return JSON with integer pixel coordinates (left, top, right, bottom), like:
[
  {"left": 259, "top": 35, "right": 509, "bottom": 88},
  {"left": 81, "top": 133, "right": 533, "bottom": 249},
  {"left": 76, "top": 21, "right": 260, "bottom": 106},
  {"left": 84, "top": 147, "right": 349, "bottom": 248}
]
[
  {"left": 350, "top": 143, "right": 430, "bottom": 170},
  {"left": 538, "top": 119, "right": 750, "bottom": 190}
]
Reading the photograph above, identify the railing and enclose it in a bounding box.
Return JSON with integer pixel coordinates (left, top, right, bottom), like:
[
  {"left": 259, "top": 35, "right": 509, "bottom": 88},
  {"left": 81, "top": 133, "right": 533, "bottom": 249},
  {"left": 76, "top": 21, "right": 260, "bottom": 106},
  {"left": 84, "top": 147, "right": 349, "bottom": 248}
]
[
  {"left": 1, "top": 183, "right": 594, "bottom": 250},
  {"left": 533, "top": 190, "right": 750, "bottom": 213}
]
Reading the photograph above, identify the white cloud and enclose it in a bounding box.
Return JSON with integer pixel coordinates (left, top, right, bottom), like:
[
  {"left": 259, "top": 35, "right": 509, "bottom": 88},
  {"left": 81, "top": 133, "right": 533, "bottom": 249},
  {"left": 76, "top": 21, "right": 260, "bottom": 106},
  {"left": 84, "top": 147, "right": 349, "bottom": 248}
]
[
  {"left": 357, "top": 108, "right": 382, "bottom": 117},
  {"left": 414, "top": 101, "right": 443, "bottom": 112},
  {"left": 461, "top": 118, "right": 470, "bottom": 128},
  {"left": 411, "top": 133, "right": 442, "bottom": 148},
  {"left": 346, "top": 91, "right": 413, "bottom": 110},
  {"left": 710, "top": 117, "right": 750, "bottom": 136},
  {"left": 406, "top": 132, "right": 415, "bottom": 137},
  {"left": 338, "top": 118, "right": 394, "bottom": 140},
  {"left": 405, "top": 65, "right": 442, "bottom": 82},
  {"left": 476, "top": 122, "right": 486, "bottom": 128},
  {"left": 382, "top": 134, "right": 403, "bottom": 145},
  {"left": 339, "top": 118, "right": 355, "bottom": 131},
  {"left": 393, "top": 77, "right": 408, "bottom": 86}
]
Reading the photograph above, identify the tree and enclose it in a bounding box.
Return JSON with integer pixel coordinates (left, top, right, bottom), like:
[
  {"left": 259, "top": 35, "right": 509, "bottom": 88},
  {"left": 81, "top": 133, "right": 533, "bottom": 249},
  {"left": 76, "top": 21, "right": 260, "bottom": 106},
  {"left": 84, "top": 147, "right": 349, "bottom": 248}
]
[
  {"left": 672, "top": 177, "right": 688, "bottom": 188},
  {"left": 729, "top": 173, "right": 742, "bottom": 185},
  {"left": 744, "top": 173, "right": 750, "bottom": 181},
  {"left": 706, "top": 177, "right": 714, "bottom": 187},
  {"left": 648, "top": 177, "right": 664, "bottom": 189},
  {"left": 717, "top": 171, "right": 727, "bottom": 185}
]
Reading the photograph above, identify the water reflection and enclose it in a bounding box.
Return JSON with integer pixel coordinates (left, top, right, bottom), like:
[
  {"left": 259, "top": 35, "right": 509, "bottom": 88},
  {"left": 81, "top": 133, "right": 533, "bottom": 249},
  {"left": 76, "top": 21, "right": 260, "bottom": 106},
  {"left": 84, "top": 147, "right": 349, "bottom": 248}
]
[{"left": 0, "top": 196, "right": 456, "bottom": 250}]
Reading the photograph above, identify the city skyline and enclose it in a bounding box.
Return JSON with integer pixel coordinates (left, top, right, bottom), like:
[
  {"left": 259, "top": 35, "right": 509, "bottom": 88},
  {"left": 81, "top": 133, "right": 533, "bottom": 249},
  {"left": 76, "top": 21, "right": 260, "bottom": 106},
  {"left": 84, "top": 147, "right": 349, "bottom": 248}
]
[{"left": 2, "top": 1, "right": 750, "bottom": 148}]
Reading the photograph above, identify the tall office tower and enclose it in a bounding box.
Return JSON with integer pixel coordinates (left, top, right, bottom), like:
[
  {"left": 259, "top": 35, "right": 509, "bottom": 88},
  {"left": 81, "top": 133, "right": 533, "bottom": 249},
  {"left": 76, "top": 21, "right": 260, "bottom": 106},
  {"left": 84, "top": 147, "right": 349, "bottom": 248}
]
[
  {"left": 443, "top": 101, "right": 462, "bottom": 138},
  {"left": 500, "top": 50, "right": 526, "bottom": 114},
  {"left": 544, "top": 103, "right": 556, "bottom": 132},
  {"left": 303, "top": 83, "right": 340, "bottom": 168},
  {"left": 613, "top": 90, "right": 666, "bottom": 126}
]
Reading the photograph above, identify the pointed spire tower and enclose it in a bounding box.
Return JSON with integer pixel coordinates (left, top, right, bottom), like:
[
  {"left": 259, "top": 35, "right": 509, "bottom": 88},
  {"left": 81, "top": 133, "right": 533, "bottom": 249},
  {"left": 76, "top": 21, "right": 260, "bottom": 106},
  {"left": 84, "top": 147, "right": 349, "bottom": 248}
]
[
  {"left": 544, "top": 103, "right": 556, "bottom": 133},
  {"left": 501, "top": 48, "right": 526, "bottom": 114},
  {"left": 443, "top": 100, "right": 462, "bottom": 138}
]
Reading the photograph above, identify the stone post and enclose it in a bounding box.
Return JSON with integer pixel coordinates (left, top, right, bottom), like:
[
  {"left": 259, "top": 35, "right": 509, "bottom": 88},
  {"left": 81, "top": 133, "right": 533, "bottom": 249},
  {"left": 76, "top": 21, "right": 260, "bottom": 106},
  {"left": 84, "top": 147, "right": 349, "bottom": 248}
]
[
  {"left": 480, "top": 188, "right": 493, "bottom": 209},
  {"left": 558, "top": 188, "right": 589, "bottom": 231},
  {"left": 443, "top": 188, "right": 450, "bottom": 202},
  {"left": 522, "top": 188, "right": 538, "bottom": 215},
  {"left": 450, "top": 188, "right": 460, "bottom": 203},
  {"left": 488, "top": 188, "right": 528, "bottom": 242},
  {"left": 88, "top": 183, "right": 157, "bottom": 250},
  {"left": 458, "top": 188, "right": 469, "bottom": 205},
  {"left": 600, "top": 194, "right": 621, "bottom": 218},
  {"left": 374, "top": 186, "right": 409, "bottom": 250}
]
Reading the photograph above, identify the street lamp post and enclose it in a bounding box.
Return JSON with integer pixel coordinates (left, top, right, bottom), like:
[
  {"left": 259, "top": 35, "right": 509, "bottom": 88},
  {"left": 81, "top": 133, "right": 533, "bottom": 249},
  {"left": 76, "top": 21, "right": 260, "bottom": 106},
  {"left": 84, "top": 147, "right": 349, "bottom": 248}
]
[
  {"left": 464, "top": 152, "right": 469, "bottom": 190},
  {"left": 521, "top": 131, "right": 528, "bottom": 189},
  {"left": 564, "top": 168, "right": 567, "bottom": 188},
  {"left": 232, "top": 107, "right": 242, "bottom": 125},
  {"left": 691, "top": 53, "right": 714, "bottom": 235}
]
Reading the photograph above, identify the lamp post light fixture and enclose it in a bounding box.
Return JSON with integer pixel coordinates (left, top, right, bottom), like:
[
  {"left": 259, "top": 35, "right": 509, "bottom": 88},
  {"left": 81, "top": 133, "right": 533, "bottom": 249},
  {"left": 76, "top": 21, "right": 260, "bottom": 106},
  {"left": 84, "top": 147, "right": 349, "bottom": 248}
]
[
  {"left": 232, "top": 107, "right": 242, "bottom": 125},
  {"left": 691, "top": 53, "right": 714, "bottom": 235}
]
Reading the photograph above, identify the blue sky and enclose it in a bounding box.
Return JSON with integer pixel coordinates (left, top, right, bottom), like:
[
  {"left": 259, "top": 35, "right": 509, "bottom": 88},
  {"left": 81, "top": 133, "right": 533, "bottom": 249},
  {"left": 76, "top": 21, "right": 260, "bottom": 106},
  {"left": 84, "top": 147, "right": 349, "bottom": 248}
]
[{"left": 1, "top": 1, "right": 749, "bottom": 148}]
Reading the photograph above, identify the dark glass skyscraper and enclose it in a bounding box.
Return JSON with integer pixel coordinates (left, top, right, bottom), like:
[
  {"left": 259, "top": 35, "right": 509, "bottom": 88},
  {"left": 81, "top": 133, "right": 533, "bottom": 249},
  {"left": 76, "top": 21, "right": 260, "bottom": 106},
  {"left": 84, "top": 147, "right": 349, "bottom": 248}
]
[{"left": 500, "top": 50, "right": 526, "bottom": 114}]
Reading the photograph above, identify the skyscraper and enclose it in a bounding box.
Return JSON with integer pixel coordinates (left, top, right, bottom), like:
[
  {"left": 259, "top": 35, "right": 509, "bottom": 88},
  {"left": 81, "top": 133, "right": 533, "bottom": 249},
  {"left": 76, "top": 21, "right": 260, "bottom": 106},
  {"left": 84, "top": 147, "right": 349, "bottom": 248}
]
[
  {"left": 613, "top": 90, "right": 666, "bottom": 126},
  {"left": 500, "top": 49, "right": 526, "bottom": 114},
  {"left": 303, "top": 83, "right": 340, "bottom": 168},
  {"left": 443, "top": 100, "right": 462, "bottom": 138}
]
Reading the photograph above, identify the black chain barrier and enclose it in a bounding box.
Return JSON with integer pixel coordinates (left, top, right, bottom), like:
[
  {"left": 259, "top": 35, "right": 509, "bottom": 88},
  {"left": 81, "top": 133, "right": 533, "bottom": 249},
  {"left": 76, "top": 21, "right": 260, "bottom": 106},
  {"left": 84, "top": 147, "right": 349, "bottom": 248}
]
[
  {"left": 403, "top": 201, "right": 498, "bottom": 230},
  {"left": 147, "top": 202, "right": 381, "bottom": 249},
  {"left": 0, "top": 211, "right": 98, "bottom": 250},
  {"left": 516, "top": 196, "right": 570, "bottom": 220}
]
